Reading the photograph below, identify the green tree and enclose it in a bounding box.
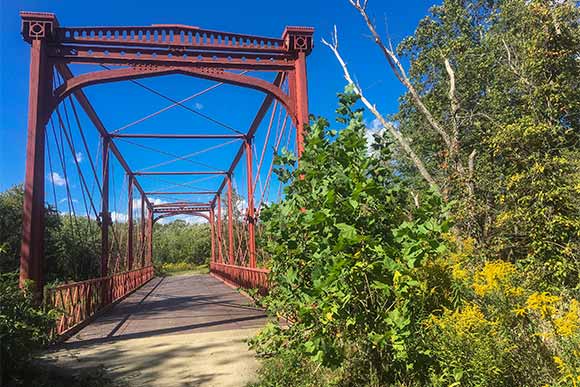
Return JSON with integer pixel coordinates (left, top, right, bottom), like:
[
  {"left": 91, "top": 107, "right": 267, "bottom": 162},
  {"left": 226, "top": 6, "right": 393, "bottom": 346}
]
[
  {"left": 251, "top": 91, "right": 578, "bottom": 387},
  {"left": 153, "top": 220, "right": 211, "bottom": 266},
  {"left": 395, "top": 0, "right": 580, "bottom": 290},
  {"left": 0, "top": 185, "right": 100, "bottom": 282},
  {"left": 0, "top": 185, "right": 27, "bottom": 273},
  {"left": 333, "top": 0, "right": 580, "bottom": 290},
  {"left": 0, "top": 185, "right": 63, "bottom": 278}
]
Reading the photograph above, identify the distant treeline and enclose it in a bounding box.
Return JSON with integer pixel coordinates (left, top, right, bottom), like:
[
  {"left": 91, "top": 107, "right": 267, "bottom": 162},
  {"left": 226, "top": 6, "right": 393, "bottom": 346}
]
[{"left": 0, "top": 185, "right": 211, "bottom": 284}]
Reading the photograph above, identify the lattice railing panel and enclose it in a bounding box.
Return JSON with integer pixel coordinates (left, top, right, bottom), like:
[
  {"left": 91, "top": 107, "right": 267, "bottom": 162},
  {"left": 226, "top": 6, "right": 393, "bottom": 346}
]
[
  {"left": 45, "top": 266, "right": 154, "bottom": 336},
  {"left": 210, "top": 262, "right": 269, "bottom": 295}
]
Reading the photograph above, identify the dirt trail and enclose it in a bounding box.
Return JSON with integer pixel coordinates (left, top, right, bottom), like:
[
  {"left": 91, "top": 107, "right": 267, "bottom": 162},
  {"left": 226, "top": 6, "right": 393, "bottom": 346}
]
[{"left": 42, "top": 275, "right": 267, "bottom": 386}]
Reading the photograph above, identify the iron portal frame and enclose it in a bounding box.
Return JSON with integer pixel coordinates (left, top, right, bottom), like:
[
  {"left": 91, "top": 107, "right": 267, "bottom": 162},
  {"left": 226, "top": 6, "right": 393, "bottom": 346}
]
[{"left": 19, "top": 11, "right": 313, "bottom": 292}]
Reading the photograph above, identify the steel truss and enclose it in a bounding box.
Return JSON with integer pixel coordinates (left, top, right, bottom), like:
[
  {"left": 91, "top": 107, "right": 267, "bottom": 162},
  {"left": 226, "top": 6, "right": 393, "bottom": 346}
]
[{"left": 19, "top": 12, "right": 313, "bottom": 299}]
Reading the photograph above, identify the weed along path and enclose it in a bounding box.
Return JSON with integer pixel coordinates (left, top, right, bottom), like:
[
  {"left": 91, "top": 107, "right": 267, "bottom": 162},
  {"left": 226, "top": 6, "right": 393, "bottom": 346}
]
[{"left": 42, "top": 274, "right": 268, "bottom": 386}]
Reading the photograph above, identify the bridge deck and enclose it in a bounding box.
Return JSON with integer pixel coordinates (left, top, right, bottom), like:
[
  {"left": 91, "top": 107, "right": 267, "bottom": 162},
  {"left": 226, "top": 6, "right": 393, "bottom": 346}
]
[{"left": 44, "top": 274, "right": 268, "bottom": 386}]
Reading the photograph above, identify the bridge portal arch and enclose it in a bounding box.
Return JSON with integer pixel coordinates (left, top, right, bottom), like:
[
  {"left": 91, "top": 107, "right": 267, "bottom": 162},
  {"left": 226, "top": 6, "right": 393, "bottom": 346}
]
[{"left": 19, "top": 11, "right": 313, "bottom": 297}]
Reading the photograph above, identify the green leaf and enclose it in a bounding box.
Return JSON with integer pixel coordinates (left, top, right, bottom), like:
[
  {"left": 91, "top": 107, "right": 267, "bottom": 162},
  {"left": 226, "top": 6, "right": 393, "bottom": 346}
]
[{"left": 336, "top": 223, "right": 358, "bottom": 242}]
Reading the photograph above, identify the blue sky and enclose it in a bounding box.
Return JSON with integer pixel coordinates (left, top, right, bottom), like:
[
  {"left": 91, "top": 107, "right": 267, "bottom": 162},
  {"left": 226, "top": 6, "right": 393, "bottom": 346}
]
[{"left": 0, "top": 0, "right": 436, "bottom": 222}]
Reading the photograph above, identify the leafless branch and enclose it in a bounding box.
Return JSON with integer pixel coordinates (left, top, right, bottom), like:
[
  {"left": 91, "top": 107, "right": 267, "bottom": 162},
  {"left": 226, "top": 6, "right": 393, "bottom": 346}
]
[
  {"left": 502, "top": 39, "right": 531, "bottom": 87},
  {"left": 348, "top": 0, "right": 453, "bottom": 150},
  {"left": 468, "top": 149, "right": 476, "bottom": 175},
  {"left": 444, "top": 58, "right": 460, "bottom": 145},
  {"left": 322, "top": 27, "right": 439, "bottom": 191},
  {"left": 411, "top": 191, "right": 421, "bottom": 208}
]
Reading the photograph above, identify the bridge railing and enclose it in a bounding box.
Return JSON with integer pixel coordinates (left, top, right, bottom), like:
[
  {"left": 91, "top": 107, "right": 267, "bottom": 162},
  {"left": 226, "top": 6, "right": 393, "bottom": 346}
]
[
  {"left": 210, "top": 262, "right": 269, "bottom": 295},
  {"left": 45, "top": 266, "right": 154, "bottom": 336}
]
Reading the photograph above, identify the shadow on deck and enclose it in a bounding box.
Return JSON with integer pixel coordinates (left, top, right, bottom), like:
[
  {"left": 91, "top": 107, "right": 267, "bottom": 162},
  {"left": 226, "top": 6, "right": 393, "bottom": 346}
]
[{"left": 42, "top": 274, "right": 268, "bottom": 386}]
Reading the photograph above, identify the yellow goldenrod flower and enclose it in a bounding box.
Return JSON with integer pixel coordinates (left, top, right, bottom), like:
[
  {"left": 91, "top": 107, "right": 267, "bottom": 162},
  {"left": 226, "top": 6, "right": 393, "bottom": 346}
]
[
  {"left": 526, "top": 292, "right": 561, "bottom": 319},
  {"left": 451, "top": 304, "right": 491, "bottom": 335},
  {"left": 507, "top": 287, "right": 524, "bottom": 297},
  {"left": 473, "top": 260, "right": 516, "bottom": 296},
  {"left": 554, "top": 299, "right": 580, "bottom": 337},
  {"left": 452, "top": 264, "right": 469, "bottom": 281},
  {"left": 393, "top": 270, "right": 402, "bottom": 289}
]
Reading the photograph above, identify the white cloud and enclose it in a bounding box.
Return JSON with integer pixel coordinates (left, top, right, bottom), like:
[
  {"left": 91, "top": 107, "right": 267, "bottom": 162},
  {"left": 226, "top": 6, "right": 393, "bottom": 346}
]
[
  {"left": 366, "top": 118, "right": 385, "bottom": 142},
  {"left": 150, "top": 197, "right": 169, "bottom": 206},
  {"left": 158, "top": 214, "right": 207, "bottom": 225},
  {"left": 75, "top": 152, "right": 83, "bottom": 163},
  {"left": 156, "top": 217, "right": 170, "bottom": 225},
  {"left": 194, "top": 102, "right": 204, "bottom": 110},
  {"left": 58, "top": 198, "right": 78, "bottom": 204},
  {"left": 236, "top": 198, "right": 248, "bottom": 213},
  {"left": 131, "top": 198, "right": 150, "bottom": 211},
  {"left": 146, "top": 197, "right": 209, "bottom": 224},
  {"left": 110, "top": 211, "right": 128, "bottom": 223},
  {"left": 184, "top": 215, "right": 207, "bottom": 224},
  {"left": 365, "top": 117, "right": 390, "bottom": 154},
  {"left": 49, "top": 172, "right": 66, "bottom": 186},
  {"left": 369, "top": 117, "right": 383, "bottom": 131}
]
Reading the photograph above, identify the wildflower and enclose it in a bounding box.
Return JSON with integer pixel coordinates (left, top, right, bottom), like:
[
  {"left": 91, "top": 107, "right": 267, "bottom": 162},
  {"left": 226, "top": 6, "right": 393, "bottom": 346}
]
[
  {"left": 506, "top": 287, "right": 524, "bottom": 297},
  {"left": 554, "top": 299, "right": 580, "bottom": 337},
  {"left": 459, "top": 237, "right": 475, "bottom": 255},
  {"left": 473, "top": 260, "right": 516, "bottom": 296},
  {"left": 495, "top": 212, "right": 512, "bottom": 227},
  {"left": 452, "top": 264, "right": 469, "bottom": 281},
  {"left": 536, "top": 331, "right": 553, "bottom": 340},
  {"left": 552, "top": 356, "right": 578, "bottom": 387},
  {"left": 451, "top": 304, "right": 490, "bottom": 335},
  {"left": 393, "top": 270, "right": 402, "bottom": 289},
  {"left": 526, "top": 292, "right": 561, "bottom": 319}
]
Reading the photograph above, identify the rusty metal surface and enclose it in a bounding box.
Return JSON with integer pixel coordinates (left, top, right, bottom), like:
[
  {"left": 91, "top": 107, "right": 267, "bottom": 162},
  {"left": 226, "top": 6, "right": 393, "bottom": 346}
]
[
  {"left": 63, "top": 274, "right": 266, "bottom": 347},
  {"left": 210, "top": 263, "right": 269, "bottom": 295},
  {"left": 18, "top": 12, "right": 313, "bottom": 310},
  {"left": 46, "top": 266, "right": 154, "bottom": 336}
]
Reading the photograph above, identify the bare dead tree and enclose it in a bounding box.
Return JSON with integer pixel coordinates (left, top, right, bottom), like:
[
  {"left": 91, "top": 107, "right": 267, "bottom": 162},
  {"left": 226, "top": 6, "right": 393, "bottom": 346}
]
[
  {"left": 321, "top": 27, "right": 439, "bottom": 192},
  {"left": 325, "top": 0, "right": 480, "bottom": 198}
]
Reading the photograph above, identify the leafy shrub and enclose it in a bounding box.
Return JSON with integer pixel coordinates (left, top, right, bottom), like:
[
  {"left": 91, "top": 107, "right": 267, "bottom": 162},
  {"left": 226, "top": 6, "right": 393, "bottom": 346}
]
[
  {"left": 251, "top": 90, "right": 453, "bottom": 386},
  {"left": 248, "top": 350, "right": 339, "bottom": 387},
  {"left": 249, "top": 91, "right": 580, "bottom": 387},
  {"left": 0, "top": 185, "right": 100, "bottom": 283},
  {"left": 426, "top": 251, "right": 580, "bottom": 387},
  {"left": 0, "top": 272, "right": 56, "bottom": 381}
]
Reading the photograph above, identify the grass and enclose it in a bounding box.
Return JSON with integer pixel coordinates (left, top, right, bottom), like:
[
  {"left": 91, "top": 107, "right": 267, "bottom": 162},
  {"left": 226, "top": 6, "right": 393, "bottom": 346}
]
[{"left": 157, "top": 262, "right": 209, "bottom": 276}]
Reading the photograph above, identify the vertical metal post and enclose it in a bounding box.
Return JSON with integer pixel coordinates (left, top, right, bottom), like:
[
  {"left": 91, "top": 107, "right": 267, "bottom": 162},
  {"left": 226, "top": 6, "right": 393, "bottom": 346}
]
[
  {"left": 101, "top": 137, "right": 110, "bottom": 277},
  {"left": 294, "top": 51, "right": 309, "bottom": 158},
  {"left": 217, "top": 194, "right": 223, "bottom": 264},
  {"left": 126, "top": 175, "right": 134, "bottom": 270},
  {"left": 227, "top": 175, "right": 234, "bottom": 265},
  {"left": 209, "top": 208, "right": 216, "bottom": 264},
  {"left": 140, "top": 196, "right": 145, "bottom": 267},
  {"left": 19, "top": 32, "right": 53, "bottom": 293},
  {"left": 245, "top": 139, "right": 256, "bottom": 268},
  {"left": 147, "top": 207, "right": 153, "bottom": 265}
]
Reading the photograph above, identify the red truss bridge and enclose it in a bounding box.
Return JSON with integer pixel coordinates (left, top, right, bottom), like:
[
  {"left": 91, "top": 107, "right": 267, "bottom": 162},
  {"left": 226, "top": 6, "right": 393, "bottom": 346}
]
[{"left": 18, "top": 11, "right": 313, "bottom": 337}]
